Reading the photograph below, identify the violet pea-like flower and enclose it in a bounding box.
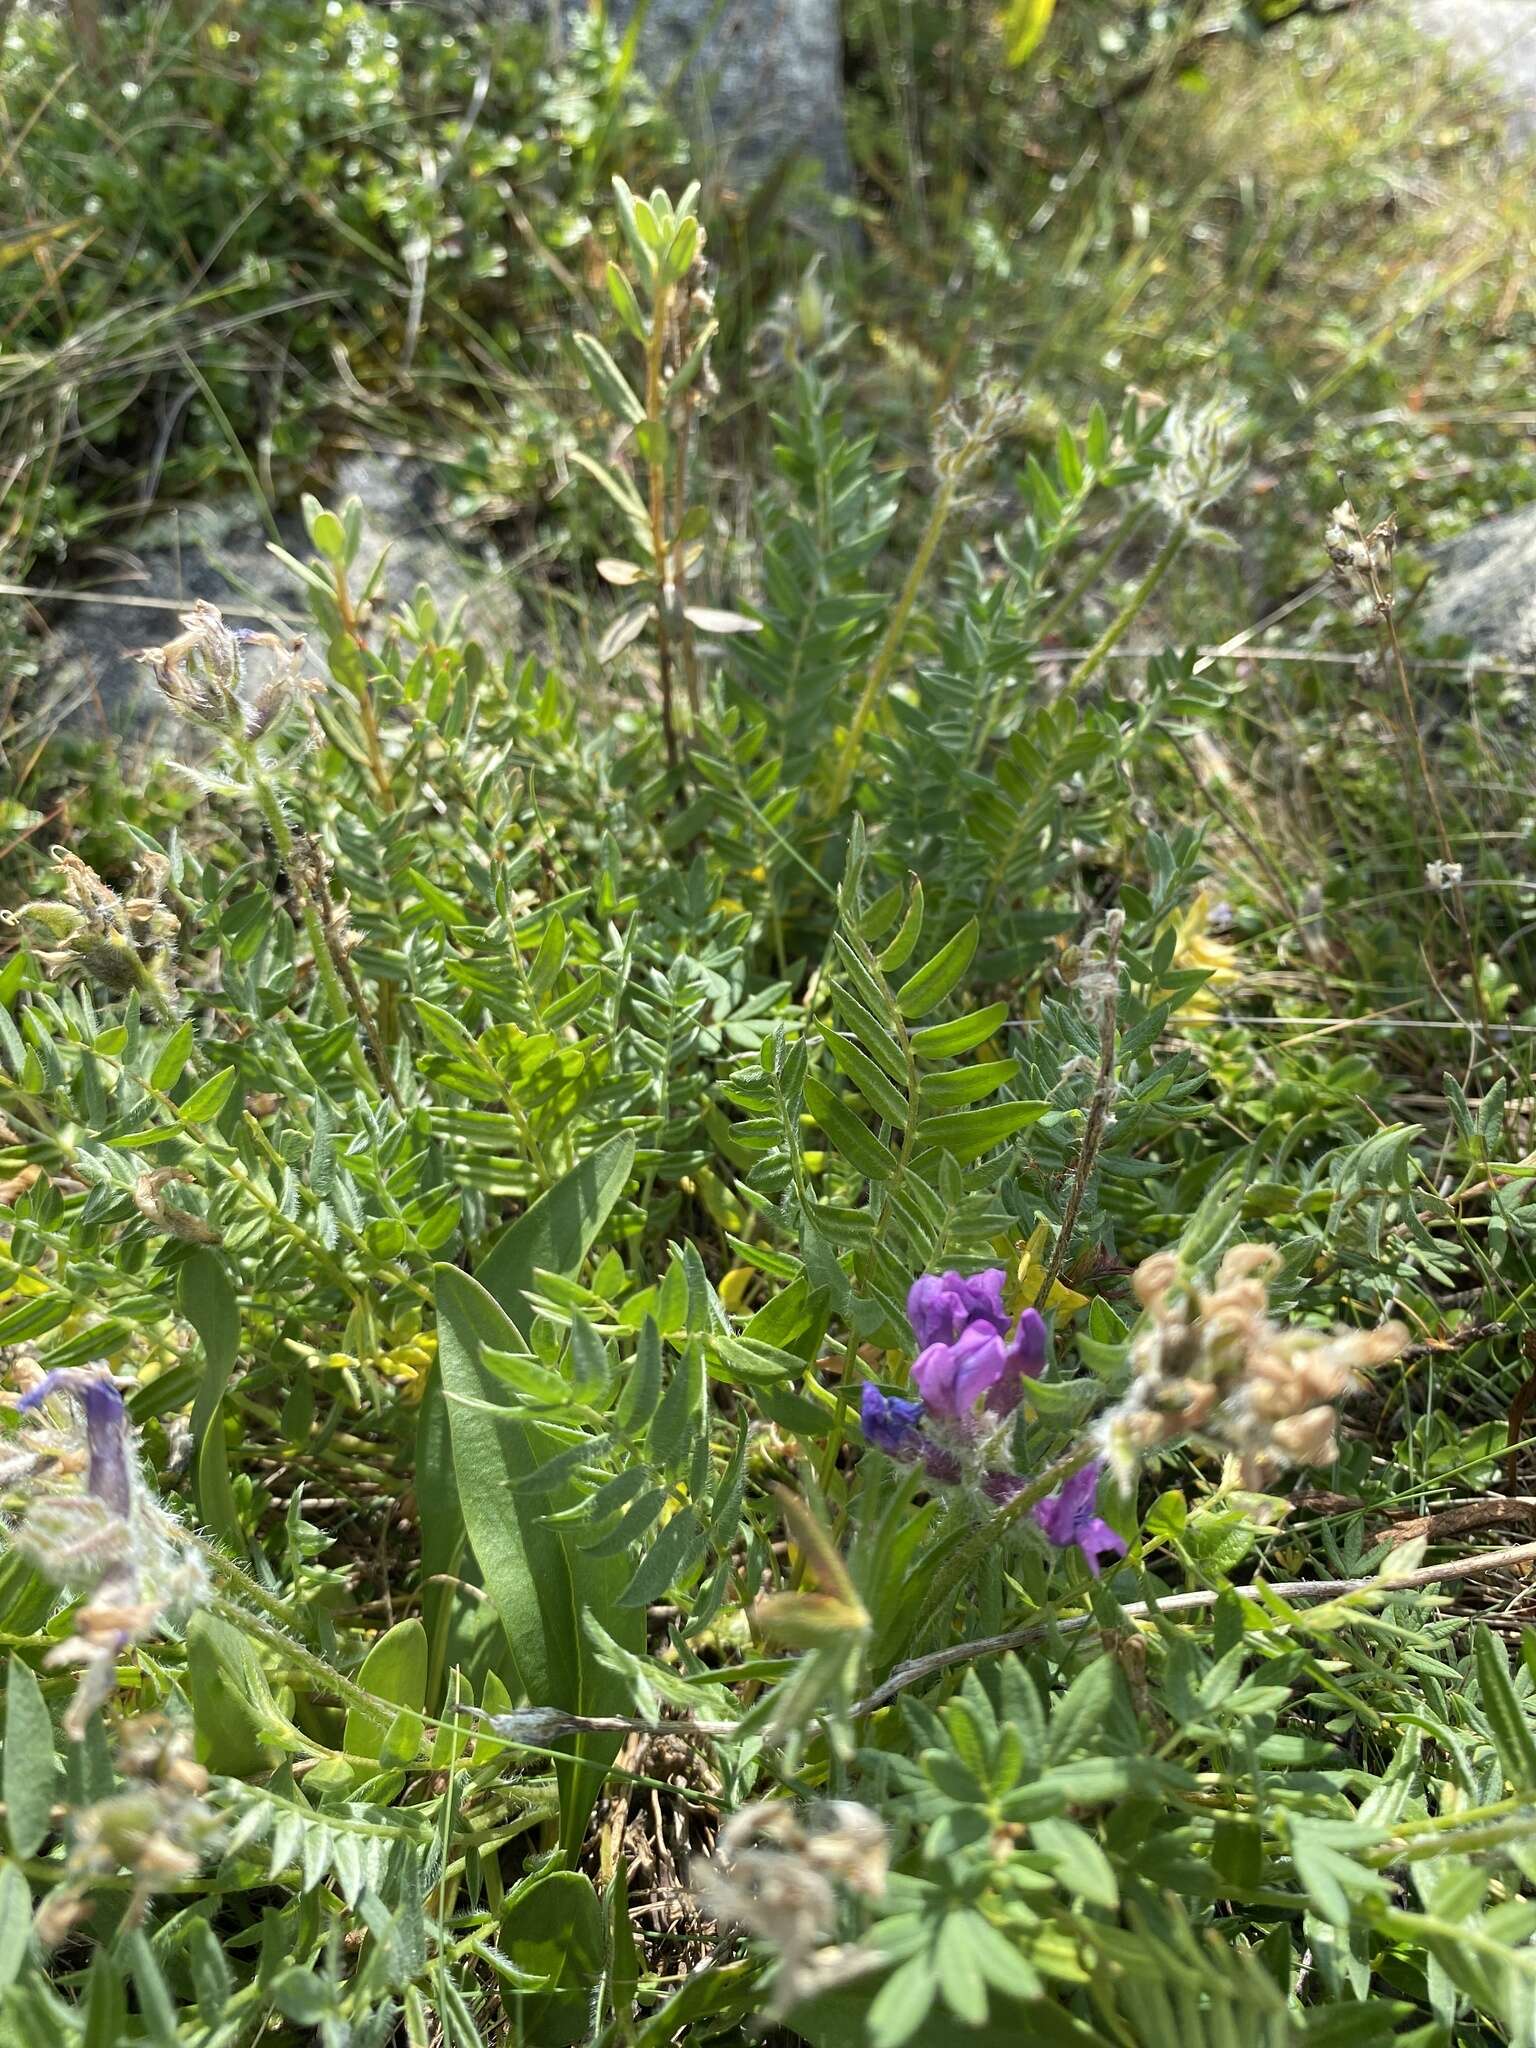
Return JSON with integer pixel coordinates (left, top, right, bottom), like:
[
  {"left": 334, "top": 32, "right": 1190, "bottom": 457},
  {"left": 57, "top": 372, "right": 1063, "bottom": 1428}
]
[
  {"left": 18, "top": 1368, "right": 133, "bottom": 1520},
  {"left": 911, "top": 1323, "right": 1009, "bottom": 1417},
  {"left": 910, "top": 1308, "right": 1049, "bottom": 1421},
  {"left": 907, "top": 1269, "right": 1011, "bottom": 1348},
  {"left": 1032, "top": 1458, "right": 1126, "bottom": 1577},
  {"left": 860, "top": 1385, "right": 925, "bottom": 1459},
  {"left": 990, "top": 1306, "right": 1047, "bottom": 1415}
]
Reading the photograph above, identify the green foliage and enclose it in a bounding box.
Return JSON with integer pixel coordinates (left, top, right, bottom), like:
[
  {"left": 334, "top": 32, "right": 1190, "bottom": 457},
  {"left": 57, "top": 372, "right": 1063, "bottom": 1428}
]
[
  {"left": 6, "top": 4, "right": 1536, "bottom": 2037},
  {"left": 0, "top": 0, "right": 681, "bottom": 572}
]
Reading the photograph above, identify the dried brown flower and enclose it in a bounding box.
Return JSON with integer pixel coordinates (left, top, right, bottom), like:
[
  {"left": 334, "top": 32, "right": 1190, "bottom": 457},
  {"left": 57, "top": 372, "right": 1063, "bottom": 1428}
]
[
  {"left": 695, "top": 1800, "right": 887, "bottom": 2017},
  {"left": 1104, "top": 1242, "right": 1408, "bottom": 1489}
]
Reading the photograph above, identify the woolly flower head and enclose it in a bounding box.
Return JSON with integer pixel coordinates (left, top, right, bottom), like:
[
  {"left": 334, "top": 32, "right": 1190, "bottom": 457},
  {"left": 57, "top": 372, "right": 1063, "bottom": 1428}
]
[
  {"left": 135, "top": 599, "right": 315, "bottom": 743},
  {"left": 695, "top": 1800, "right": 887, "bottom": 2017},
  {"left": 1100, "top": 1244, "right": 1408, "bottom": 1490},
  {"left": 934, "top": 377, "right": 1029, "bottom": 486},
  {"left": 3, "top": 848, "right": 180, "bottom": 1021},
  {"left": 2, "top": 1367, "right": 207, "bottom": 1738},
  {"left": 1147, "top": 394, "right": 1247, "bottom": 540}
]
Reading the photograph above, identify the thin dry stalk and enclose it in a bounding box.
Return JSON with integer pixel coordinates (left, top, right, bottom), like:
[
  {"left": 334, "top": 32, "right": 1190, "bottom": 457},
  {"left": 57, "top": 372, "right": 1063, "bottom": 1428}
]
[{"left": 1036, "top": 911, "right": 1123, "bottom": 1310}]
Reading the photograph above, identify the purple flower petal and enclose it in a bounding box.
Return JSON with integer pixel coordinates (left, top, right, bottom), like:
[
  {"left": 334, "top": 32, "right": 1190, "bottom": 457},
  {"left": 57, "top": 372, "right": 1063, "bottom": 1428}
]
[
  {"left": 907, "top": 1274, "right": 967, "bottom": 1348},
  {"left": 907, "top": 1269, "right": 1012, "bottom": 1349},
  {"left": 1032, "top": 1459, "right": 1125, "bottom": 1575},
  {"left": 911, "top": 1326, "right": 1007, "bottom": 1417},
  {"left": 988, "top": 1307, "right": 1049, "bottom": 1415},
  {"left": 17, "top": 1369, "right": 132, "bottom": 1520},
  {"left": 1076, "top": 1517, "right": 1128, "bottom": 1578},
  {"left": 958, "top": 1270, "right": 1010, "bottom": 1331},
  {"left": 860, "top": 1385, "right": 924, "bottom": 1458},
  {"left": 1006, "top": 1308, "right": 1047, "bottom": 1380}
]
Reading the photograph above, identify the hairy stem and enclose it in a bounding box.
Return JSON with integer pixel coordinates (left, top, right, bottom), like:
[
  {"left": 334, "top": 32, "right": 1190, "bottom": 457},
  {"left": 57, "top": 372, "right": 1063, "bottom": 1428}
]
[{"left": 1036, "top": 910, "right": 1123, "bottom": 1309}]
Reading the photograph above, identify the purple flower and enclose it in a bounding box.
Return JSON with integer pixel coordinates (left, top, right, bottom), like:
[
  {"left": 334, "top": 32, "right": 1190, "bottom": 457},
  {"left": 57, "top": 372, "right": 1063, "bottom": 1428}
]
[
  {"left": 906, "top": 1273, "right": 1048, "bottom": 1421},
  {"left": 1032, "top": 1459, "right": 1126, "bottom": 1577},
  {"left": 19, "top": 1370, "right": 132, "bottom": 1520},
  {"left": 989, "top": 1307, "right": 1047, "bottom": 1416},
  {"left": 860, "top": 1385, "right": 925, "bottom": 1459},
  {"left": 912, "top": 1323, "right": 1009, "bottom": 1417},
  {"left": 907, "top": 1270, "right": 1010, "bottom": 1349}
]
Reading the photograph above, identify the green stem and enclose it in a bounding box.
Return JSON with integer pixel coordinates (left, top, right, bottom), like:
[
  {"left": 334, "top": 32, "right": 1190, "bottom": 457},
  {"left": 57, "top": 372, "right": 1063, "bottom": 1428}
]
[
  {"left": 644, "top": 282, "right": 680, "bottom": 772},
  {"left": 246, "top": 762, "right": 377, "bottom": 1097},
  {"left": 1067, "top": 521, "right": 1186, "bottom": 697},
  {"left": 823, "top": 475, "right": 959, "bottom": 818},
  {"left": 1034, "top": 497, "right": 1151, "bottom": 648}
]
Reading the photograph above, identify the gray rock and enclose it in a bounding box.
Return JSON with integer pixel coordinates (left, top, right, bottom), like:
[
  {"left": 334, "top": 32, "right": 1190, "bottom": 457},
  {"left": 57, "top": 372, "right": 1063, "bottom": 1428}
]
[
  {"left": 1415, "top": 502, "right": 1536, "bottom": 662},
  {"left": 607, "top": 0, "right": 851, "bottom": 204},
  {"left": 1406, "top": 0, "right": 1536, "bottom": 146},
  {"left": 22, "top": 453, "right": 523, "bottom": 735}
]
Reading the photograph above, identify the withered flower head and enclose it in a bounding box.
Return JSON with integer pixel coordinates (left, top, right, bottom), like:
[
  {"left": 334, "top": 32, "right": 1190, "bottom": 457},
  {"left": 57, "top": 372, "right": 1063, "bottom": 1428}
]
[
  {"left": 135, "top": 600, "right": 313, "bottom": 742},
  {"left": 132, "top": 1167, "right": 221, "bottom": 1246},
  {"left": 33, "top": 1715, "right": 219, "bottom": 1946},
  {"left": 696, "top": 1800, "right": 886, "bottom": 2018},
  {"left": 1102, "top": 1243, "right": 1408, "bottom": 1490},
  {"left": 1325, "top": 497, "right": 1396, "bottom": 613}
]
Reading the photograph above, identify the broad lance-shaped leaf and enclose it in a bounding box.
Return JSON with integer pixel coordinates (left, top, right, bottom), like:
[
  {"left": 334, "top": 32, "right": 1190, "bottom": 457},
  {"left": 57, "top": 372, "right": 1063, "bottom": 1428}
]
[
  {"left": 435, "top": 1265, "right": 642, "bottom": 1859},
  {"left": 419, "top": 1135, "right": 637, "bottom": 1705},
  {"left": 478, "top": 1135, "right": 636, "bottom": 1338},
  {"left": 4, "top": 1653, "right": 57, "bottom": 1860}
]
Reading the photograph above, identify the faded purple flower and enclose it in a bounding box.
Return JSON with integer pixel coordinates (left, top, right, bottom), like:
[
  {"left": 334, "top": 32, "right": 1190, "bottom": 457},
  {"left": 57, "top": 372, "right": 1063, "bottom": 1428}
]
[
  {"left": 980, "top": 1470, "right": 1028, "bottom": 1507},
  {"left": 907, "top": 1270, "right": 1010, "bottom": 1349},
  {"left": 1032, "top": 1459, "right": 1126, "bottom": 1577},
  {"left": 19, "top": 1370, "right": 132, "bottom": 1520},
  {"left": 912, "top": 1323, "right": 1009, "bottom": 1417},
  {"left": 860, "top": 1386, "right": 924, "bottom": 1459},
  {"left": 989, "top": 1306, "right": 1047, "bottom": 1416},
  {"left": 920, "top": 1442, "right": 963, "bottom": 1487}
]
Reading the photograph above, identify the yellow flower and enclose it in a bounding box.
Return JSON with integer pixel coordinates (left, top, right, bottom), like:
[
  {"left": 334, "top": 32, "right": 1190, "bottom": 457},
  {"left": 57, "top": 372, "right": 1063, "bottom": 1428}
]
[
  {"left": 1168, "top": 890, "right": 1240, "bottom": 1023},
  {"left": 1007, "top": 1222, "right": 1090, "bottom": 1321},
  {"left": 380, "top": 1332, "right": 437, "bottom": 1404},
  {"left": 719, "top": 1266, "right": 756, "bottom": 1314}
]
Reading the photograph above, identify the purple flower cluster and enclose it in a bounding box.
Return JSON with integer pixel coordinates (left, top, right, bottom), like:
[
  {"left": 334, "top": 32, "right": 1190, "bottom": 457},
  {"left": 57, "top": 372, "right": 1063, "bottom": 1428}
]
[
  {"left": 908, "top": 1271, "right": 1046, "bottom": 1418},
  {"left": 858, "top": 1270, "right": 1127, "bottom": 1578},
  {"left": 857, "top": 1268, "right": 1045, "bottom": 1473}
]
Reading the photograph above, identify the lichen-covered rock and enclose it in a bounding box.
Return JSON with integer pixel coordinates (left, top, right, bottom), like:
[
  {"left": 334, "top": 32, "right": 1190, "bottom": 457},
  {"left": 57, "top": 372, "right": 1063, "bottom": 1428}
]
[
  {"left": 24, "top": 454, "right": 523, "bottom": 732},
  {"left": 1416, "top": 503, "right": 1536, "bottom": 662},
  {"left": 608, "top": 0, "right": 851, "bottom": 201}
]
